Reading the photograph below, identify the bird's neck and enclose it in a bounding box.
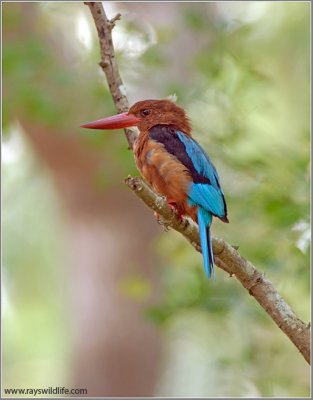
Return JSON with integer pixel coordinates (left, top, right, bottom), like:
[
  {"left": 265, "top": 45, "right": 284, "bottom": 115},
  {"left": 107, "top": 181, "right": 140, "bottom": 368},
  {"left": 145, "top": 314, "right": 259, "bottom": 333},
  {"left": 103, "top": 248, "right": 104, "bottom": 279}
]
[
  {"left": 141, "top": 122, "right": 192, "bottom": 137},
  {"left": 155, "top": 120, "right": 192, "bottom": 136}
]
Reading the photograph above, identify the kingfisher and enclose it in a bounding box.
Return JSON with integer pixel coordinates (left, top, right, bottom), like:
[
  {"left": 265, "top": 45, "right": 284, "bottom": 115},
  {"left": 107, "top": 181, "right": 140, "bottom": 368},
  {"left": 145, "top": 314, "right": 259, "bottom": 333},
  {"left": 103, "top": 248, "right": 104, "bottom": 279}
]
[{"left": 81, "top": 99, "right": 228, "bottom": 279}]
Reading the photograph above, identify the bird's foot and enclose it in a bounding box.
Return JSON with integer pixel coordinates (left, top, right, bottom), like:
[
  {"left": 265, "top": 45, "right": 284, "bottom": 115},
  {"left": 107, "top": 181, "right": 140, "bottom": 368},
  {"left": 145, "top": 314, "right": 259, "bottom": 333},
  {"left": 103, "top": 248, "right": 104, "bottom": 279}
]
[
  {"left": 167, "top": 200, "right": 183, "bottom": 222},
  {"left": 154, "top": 211, "right": 170, "bottom": 231}
]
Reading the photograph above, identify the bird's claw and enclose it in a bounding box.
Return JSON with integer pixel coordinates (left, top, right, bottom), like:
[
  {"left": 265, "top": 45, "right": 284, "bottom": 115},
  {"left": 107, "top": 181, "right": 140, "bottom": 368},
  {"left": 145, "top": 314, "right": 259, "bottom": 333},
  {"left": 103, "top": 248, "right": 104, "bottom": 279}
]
[
  {"left": 167, "top": 201, "right": 183, "bottom": 222},
  {"left": 154, "top": 211, "right": 170, "bottom": 231}
]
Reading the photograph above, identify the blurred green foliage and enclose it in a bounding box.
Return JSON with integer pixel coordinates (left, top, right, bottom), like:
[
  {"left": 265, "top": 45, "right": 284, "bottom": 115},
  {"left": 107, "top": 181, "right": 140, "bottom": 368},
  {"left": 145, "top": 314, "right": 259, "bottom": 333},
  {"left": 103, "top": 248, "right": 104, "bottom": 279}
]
[{"left": 2, "top": 1, "right": 310, "bottom": 397}]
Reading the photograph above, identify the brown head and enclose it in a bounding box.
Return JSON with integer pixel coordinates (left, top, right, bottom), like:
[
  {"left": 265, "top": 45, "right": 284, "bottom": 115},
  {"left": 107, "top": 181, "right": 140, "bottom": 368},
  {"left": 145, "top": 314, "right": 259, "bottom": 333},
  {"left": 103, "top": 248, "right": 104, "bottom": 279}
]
[{"left": 81, "top": 99, "right": 192, "bottom": 136}]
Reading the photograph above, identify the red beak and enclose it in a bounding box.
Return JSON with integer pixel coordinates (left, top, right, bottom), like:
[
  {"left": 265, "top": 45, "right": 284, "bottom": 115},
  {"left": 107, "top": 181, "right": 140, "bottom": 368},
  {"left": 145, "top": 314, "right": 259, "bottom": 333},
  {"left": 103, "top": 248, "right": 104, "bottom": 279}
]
[{"left": 81, "top": 112, "right": 141, "bottom": 130}]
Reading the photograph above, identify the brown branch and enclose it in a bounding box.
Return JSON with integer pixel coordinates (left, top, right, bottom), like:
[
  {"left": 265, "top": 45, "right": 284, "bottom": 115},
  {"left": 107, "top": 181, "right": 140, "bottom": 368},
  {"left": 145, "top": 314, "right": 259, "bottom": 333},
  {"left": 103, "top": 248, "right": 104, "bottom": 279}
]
[
  {"left": 85, "top": 2, "right": 310, "bottom": 365},
  {"left": 125, "top": 177, "right": 311, "bottom": 364},
  {"left": 84, "top": 2, "right": 138, "bottom": 148}
]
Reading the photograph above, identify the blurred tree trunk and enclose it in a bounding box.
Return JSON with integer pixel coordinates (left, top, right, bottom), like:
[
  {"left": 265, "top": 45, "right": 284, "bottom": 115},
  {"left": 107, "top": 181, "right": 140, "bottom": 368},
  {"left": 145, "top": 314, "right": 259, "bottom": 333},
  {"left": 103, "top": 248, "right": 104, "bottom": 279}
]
[
  {"left": 20, "top": 120, "right": 162, "bottom": 397},
  {"left": 4, "top": 3, "right": 162, "bottom": 396}
]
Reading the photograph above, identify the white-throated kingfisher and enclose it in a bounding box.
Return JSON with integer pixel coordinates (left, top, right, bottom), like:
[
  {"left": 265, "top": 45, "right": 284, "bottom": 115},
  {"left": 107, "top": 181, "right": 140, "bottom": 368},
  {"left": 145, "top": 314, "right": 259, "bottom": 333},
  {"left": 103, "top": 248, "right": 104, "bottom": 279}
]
[{"left": 81, "top": 99, "right": 228, "bottom": 279}]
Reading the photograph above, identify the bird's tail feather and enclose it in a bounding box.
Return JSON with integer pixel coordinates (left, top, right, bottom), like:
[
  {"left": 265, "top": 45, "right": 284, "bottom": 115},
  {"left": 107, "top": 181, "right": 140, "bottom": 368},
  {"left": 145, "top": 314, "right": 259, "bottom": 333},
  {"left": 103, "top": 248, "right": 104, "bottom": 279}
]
[{"left": 198, "top": 207, "right": 215, "bottom": 279}]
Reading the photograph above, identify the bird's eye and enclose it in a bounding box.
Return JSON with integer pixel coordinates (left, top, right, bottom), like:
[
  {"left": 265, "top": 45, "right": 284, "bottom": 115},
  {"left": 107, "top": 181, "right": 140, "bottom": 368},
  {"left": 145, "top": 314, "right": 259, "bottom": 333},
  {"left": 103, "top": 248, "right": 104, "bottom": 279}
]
[{"left": 141, "top": 109, "right": 151, "bottom": 117}]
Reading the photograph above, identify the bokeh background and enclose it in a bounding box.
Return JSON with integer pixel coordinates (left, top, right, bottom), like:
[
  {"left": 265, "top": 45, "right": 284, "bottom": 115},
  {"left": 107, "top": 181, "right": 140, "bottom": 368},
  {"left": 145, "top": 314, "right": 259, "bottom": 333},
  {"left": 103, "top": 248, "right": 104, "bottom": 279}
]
[{"left": 2, "top": 1, "right": 310, "bottom": 397}]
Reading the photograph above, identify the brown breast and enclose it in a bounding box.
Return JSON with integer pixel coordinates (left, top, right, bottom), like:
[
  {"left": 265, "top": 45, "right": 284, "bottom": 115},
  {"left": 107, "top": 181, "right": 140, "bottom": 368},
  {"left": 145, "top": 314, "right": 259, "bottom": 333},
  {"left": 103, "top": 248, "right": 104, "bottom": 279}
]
[{"left": 134, "top": 134, "right": 193, "bottom": 206}]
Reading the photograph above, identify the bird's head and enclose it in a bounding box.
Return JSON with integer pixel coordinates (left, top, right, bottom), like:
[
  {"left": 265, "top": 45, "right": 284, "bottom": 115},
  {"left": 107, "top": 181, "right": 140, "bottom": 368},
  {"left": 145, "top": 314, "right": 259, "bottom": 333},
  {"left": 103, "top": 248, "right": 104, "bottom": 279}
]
[{"left": 81, "top": 99, "right": 192, "bottom": 135}]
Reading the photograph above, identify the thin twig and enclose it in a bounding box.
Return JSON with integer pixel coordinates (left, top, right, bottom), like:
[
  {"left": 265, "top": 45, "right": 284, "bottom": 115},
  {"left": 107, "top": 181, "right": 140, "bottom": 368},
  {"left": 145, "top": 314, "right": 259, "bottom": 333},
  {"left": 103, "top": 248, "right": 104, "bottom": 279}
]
[
  {"left": 85, "top": 2, "right": 138, "bottom": 148},
  {"left": 85, "top": 2, "right": 310, "bottom": 365}
]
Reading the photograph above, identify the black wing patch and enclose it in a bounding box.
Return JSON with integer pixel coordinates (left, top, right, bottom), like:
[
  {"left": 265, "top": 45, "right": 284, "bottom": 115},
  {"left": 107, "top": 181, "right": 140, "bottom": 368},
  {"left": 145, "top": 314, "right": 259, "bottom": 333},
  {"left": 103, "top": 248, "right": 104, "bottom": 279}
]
[{"left": 149, "top": 124, "right": 211, "bottom": 185}]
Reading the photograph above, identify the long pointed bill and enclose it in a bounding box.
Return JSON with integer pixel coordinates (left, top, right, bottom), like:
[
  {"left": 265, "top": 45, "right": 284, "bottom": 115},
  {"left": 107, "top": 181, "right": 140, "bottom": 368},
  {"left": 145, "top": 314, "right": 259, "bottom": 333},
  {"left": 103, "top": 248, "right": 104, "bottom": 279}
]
[{"left": 81, "top": 112, "right": 141, "bottom": 130}]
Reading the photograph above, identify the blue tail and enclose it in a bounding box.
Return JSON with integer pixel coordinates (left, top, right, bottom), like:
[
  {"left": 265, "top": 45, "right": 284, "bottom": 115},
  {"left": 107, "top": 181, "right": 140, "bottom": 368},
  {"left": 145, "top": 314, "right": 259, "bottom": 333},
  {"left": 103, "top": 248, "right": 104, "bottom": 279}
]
[{"left": 197, "top": 207, "right": 215, "bottom": 279}]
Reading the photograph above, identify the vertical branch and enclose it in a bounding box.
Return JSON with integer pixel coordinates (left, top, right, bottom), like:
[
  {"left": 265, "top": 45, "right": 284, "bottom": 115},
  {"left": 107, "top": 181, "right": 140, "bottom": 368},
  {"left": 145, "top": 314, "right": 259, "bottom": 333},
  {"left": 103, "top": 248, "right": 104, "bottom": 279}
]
[{"left": 84, "top": 2, "right": 138, "bottom": 148}]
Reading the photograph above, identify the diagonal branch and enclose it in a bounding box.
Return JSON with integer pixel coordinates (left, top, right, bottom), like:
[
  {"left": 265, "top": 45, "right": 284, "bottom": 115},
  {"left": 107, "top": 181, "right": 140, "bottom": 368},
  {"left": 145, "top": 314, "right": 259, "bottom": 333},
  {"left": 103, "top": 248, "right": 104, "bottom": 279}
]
[
  {"left": 125, "top": 177, "right": 311, "bottom": 364},
  {"left": 84, "top": 2, "right": 310, "bottom": 365}
]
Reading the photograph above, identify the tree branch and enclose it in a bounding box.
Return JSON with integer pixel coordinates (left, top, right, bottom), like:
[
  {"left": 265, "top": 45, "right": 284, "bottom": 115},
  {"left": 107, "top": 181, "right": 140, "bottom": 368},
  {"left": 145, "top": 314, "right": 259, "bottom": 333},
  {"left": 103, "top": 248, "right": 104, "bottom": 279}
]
[
  {"left": 85, "top": 2, "right": 310, "bottom": 365},
  {"left": 124, "top": 176, "right": 310, "bottom": 364},
  {"left": 84, "top": 2, "right": 138, "bottom": 148}
]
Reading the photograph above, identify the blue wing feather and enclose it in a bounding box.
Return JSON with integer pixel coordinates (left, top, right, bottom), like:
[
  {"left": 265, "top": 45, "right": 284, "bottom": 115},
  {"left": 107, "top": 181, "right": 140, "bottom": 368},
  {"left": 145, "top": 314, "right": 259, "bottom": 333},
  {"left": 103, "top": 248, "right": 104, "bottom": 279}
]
[
  {"left": 177, "top": 132, "right": 221, "bottom": 190},
  {"left": 177, "top": 131, "right": 227, "bottom": 219},
  {"left": 189, "top": 183, "right": 225, "bottom": 218}
]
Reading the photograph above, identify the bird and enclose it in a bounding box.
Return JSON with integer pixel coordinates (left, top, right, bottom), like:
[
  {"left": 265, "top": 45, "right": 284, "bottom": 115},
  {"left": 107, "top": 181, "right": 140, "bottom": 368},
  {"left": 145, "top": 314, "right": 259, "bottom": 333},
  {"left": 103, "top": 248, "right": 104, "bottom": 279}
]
[{"left": 81, "top": 99, "right": 228, "bottom": 279}]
